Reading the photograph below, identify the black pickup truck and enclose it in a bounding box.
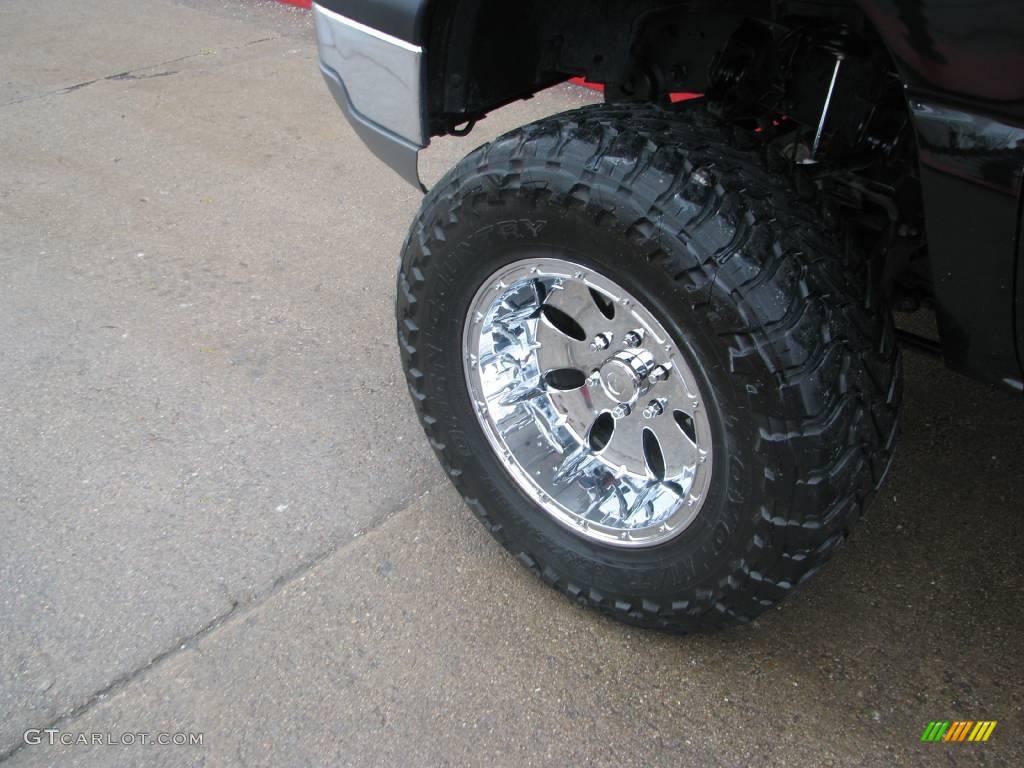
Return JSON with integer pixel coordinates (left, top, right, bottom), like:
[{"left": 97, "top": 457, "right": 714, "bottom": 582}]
[{"left": 312, "top": 0, "right": 1024, "bottom": 632}]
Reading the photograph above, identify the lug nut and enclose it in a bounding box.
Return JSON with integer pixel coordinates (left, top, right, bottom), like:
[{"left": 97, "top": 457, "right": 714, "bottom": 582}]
[
  {"left": 590, "top": 333, "right": 612, "bottom": 351},
  {"left": 622, "top": 331, "right": 643, "bottom": 348},
  {"left": 611, "top": 403, "right": 631, "bottom": 418},
  {"left": 643, "top": 399, "right": 666, "bottom": 419},
  {"left": 649, "top": 365, "right": 670, "bottom": 383}
]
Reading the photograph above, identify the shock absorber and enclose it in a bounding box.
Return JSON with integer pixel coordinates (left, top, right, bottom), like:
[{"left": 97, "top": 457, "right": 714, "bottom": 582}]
[{"left": 804, "top": 26, "right": 856, "bottom": 162}]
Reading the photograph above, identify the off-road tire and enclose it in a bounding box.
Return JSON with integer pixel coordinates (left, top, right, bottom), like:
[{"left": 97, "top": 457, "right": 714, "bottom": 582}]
[{"left": 397, "top": 101, "right": 901, "bottom": 633}]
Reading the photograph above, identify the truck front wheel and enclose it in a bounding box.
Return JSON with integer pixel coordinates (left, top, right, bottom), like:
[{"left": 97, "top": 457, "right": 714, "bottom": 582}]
[{"left": 397, "top": 102, "right": 900, "bottom": 632}]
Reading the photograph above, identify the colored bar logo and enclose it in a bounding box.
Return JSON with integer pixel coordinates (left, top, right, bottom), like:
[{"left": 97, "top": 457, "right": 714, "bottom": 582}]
[{"left": 921, "top": 721, "right": 997, "bottom": 742}]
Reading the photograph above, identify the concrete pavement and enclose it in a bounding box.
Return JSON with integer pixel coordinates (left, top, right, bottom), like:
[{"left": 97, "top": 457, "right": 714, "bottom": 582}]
[{"left": 1, "top": 1, "right": 1021, "bottom": 765}]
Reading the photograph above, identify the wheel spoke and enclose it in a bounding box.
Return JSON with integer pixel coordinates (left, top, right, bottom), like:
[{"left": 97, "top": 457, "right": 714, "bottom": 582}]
[
  {"left": 598, "top": 415, "right": 646, "bottom": 476},
  {"left": 544, "top": 278, "right": 611, "bottom": 339},
  {"left": 498, "top": 384, "right": 546, "bottom": 407},
  {"left": 551, "top": 443, "right": 594, "bottom": 485},
  {"left": 649, "top": 418, "right": 700, "bottom": 478},
  {"left": 589, "top": 483, "right": 629, "bottom": 525},
  {"left": 494, "top": 296, "right": 540, "bottom": 327},
  {"left": 535, "top": 316, "right": 607, "bottom": 375},
  {"left": 546, "top": 384, "right": 614, "bottom": 443},
  {"left": 623, "top": 482, "right": 662, "bottom": 527},
  {"left": 656, "top": 369, "right": 701, "bottom": 412}
]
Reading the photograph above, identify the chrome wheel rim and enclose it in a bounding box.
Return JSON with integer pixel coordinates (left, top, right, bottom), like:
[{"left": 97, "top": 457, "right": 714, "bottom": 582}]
[{"left": 462, "top": 258, "right": 713, "bottom": 548}]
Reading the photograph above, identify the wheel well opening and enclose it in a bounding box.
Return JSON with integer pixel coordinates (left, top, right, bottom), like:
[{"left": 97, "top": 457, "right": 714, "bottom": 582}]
[{"left": 426, "top": 0, "right": 929, "bottom": 318}]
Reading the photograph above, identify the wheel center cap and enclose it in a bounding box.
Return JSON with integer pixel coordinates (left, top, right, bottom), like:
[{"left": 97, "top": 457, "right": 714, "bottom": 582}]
[
  {"left": 599, "top": 361, "right": 638, "bottom": 403},
  {"left": 598, "top": 350, "right": 654, "bottom": 404}
]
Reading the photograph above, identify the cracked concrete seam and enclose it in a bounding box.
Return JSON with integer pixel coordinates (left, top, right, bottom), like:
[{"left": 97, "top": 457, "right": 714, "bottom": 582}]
[
  {"left": 0, "top": 478, "right": 449, "bottom": 764},
  {"left": 0, "top": 36, "right": 281, "bottom": 109}
]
